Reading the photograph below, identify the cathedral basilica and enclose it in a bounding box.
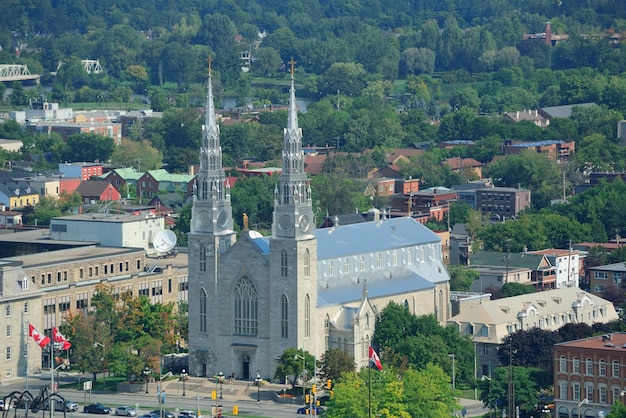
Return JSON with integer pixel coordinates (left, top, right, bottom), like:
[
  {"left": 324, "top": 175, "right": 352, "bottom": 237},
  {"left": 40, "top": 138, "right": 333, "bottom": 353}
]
[{"left": 187, "top": 64, "right": 451, "bottom": 380}]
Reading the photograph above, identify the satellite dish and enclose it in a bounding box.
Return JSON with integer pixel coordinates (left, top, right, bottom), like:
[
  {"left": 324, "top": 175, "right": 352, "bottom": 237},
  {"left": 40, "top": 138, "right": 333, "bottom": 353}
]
[{"left": 153, "top": 230, "right": 177, "bottom": 253}]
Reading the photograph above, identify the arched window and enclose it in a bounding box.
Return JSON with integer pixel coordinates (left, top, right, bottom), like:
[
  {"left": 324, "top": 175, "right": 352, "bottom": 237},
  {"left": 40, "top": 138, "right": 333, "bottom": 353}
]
[
  {"left": 281, "top": 250, "right": 288, "bottom": 277},
  {"left": 199, "top": 244, "right": 206, "bottom": 272},
  {"left": 359, "top": 255, "right": 365, "bottom": 272},
  {"left": 324, "top": 315, "right": 330, "bottom": 350},
  {"left": 344, "top": 258, "right": 350, "bottom": 274},
  {"left": 559, "top": 356, "right": 567, "bottom": 373},
  {"left": 404, "top": 299, "right": 409, "bottom": 309},
  {"left": 281, "top": 294, "right": 288, "bottom": 339},
  {"left": 392, "top": 250, "right": 398, "bottom": 267},
  {"left": 304, "top": 295, "right": 311, "bottom": 338},
  {"left": 376, "top": 253, "right": 382, "bottom": 269},
  {"left": 304, "top": 249, "right": 311, "bottom": 278},
  {"left": 234, "top": 277, "right": 258, "bottom": 336},
  {"left": 328, "top": 261, "right": 334, "bottom": 276},
  {"left": 200, "top": 288, "right": 207, "bottom": 333},
  {"left": 366, "top": 313, "right": 370, "bottom": 328}
]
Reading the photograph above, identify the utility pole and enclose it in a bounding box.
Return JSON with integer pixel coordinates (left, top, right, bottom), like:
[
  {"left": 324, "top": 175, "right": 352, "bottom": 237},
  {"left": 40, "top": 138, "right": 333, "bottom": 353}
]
[{"left": 508, "top": 340, "right": 515, "bottom": 418}]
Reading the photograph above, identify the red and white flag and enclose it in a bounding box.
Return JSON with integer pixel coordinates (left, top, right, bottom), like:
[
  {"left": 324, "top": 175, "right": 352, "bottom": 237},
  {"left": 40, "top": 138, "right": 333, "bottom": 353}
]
[
  {"left": 29, "top": 324, "right": 51, "bottom": 349},
  {"left": 369, "top": 346, "right": 383, "bottom": 371},
  {"left": 52, "top": 327, "right": 72, "bottom": 350}
]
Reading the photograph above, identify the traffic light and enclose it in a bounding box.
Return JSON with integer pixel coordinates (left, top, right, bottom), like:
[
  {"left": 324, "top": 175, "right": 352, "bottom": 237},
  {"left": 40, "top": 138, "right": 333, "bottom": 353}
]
[
  {"left": 316, "top": 400, "right": 320, "bottom": 406},
  {"left": 233, "top": 406, "right": 238, "bottom": 415},
  {"left": 211, "top": 391, "right": 216, "bottom": 400},
  {"left": 326, "top": 379, "right": 332, "bottom": 389},
  {"left": 305, "top": 395, "right": 310, "bottom": 404},
  {"left": 311, "top": 384, "right": 316, "bottom": 394}
]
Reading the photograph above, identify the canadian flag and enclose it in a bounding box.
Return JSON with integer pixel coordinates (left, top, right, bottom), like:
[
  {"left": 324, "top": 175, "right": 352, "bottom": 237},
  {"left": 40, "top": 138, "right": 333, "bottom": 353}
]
[
  {"left": 369, "top": 346, "right": 383, "bottom": 371},
  {"left": 29, "top": 324, "right": 51, "bottom": 349},
  {"left": 52, "top": 327, "right": 72, "bottom": 350}
]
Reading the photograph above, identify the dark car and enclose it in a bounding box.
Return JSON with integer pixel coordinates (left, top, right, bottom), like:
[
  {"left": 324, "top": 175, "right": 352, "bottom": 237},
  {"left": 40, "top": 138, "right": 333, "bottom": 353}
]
[
  {"left": 84, "top": 403, "right": 112, "bottom": 414},
  {"left": 149, "top": 410, "right": 175, "bottom": 418},
  {"left": 296, "top": 406, "right": 324, "bottom": 415}
]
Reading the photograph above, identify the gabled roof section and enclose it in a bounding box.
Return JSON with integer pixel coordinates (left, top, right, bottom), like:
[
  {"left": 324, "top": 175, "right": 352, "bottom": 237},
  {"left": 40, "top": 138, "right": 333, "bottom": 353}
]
[
  {"left": 147, "top": 169, "right": 195, "bottom": 183},
  {"left": 76, "top": 180, "right": 112, "bottom": 196}
]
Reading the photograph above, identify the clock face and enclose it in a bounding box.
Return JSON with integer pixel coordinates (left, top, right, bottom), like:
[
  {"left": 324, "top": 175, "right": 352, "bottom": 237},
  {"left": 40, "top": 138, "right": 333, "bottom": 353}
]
[
  {"left": 278, "top": 215, "right": 293, "bottom": 232},
  {"left": 198, "top": 210, "right": 210, "bottom": 226},
  {"left": 299, "top": 215, "right": 310, "bottom": 233},
  {"left": 217, "top": 210, "right": 228, "bottom": 227}
]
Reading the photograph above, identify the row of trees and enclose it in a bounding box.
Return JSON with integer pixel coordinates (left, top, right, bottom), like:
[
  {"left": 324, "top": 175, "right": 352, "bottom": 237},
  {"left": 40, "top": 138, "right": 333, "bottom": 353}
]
[{"left": 59, "top": 284, "right": 187, "bottom": 385}]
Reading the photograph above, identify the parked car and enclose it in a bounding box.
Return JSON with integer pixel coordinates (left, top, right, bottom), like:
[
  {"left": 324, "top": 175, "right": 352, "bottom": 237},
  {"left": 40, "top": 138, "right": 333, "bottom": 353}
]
[
  {"left": 178, "top": 410, "right": 202, "bottom": 418},
  {"left": 115, "top": 406, "right": 137, "bottom": 417},
  {"left": 296, "top": 406, "right": 324, "bottom": 415},
  {"left": 149, "top": 410, "right": 175, "bottom": 418},
  {"left": 84, "top": 403, "right": 112, "bottom": 414},
  {"left": 45, "top": 399, "right": 79, "bottom": 412}
]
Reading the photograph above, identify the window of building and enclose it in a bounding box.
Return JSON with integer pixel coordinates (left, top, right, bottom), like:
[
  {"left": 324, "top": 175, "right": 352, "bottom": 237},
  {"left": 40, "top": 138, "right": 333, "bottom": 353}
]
[
  {"left": 343, "top": 258, "right": 349, "bottom": 273},
  {"left": 304, "top": 249, "right": 311, "bottom": 277},
  {"left": 5, "top": 304, "right": 12, "bottom": 317},
  {"left": 407, "top": 249, "right": 412, "bottom": 265},
  {"left": 600, "top": 360, "right": 607, "bottom": 376},
  {"left": 393, "top": 250, "right": 398, "bottom": 267},
  {"left": 594, "top": 271, "right": 608, "bottom": 279},
  {"left": 559, "top": 356, "right": 566, "bottom": 373},
  {"left": 482, "top": 346, "right": 489, "bottom": 355},
  {"left": 324, "top": 315, "right": 330, "bottom": 350},
  {"left": 199, "top": 244, "right": 206, "bottom": 272},
  {"left": 467, "top": 324, "right": 474, "bottom": 335},
  {"left": 573, "top": 358, "right": 580, "bottom": 373},
  {"left": 376, "top": 253, "right": 382, "bottom": 269},
  {"left": 573, "top": 382, "right": 581, "bottom": 401},
  {"left": 168, "top": 279, "right": 172, "bottom": 293},
  {"left": 480, "top": 325, "right": 488, "bottom": 336},
  {"left": 23, "top": 302, "right": 28, "bottom": 314},
  {"left": 6, "top": 346, "right": 11, "bottom": 360},
  {"left": 613, "top": 361, "right": 620, "bottom": 377},
  {"left": 613, "top": 387, "right": 621, "bottom": 404},
  {"left": 586, "top": 358, "right": 593, "bottom": 375},
  {"left": 585, "top": 383, "right": 593, "bottom": 402},
  {"left": 559, "top": 381, "right": 567, "bottom": 399},
  {"left": 6, "top": 324, "right": 11, "bottom": 337},
  {"left": 328, "top": 260, "right": 334, "bottom": 277},
  {"left": 281, "top": 250, "right": 288, "bottom": 277},
  {"left": 281, "top": 294, "right": 288, "bottom": 339},
  {"left": 200, "top": 289, "right": 207, "bottom": 333},
  {"left": 304, "top": 294, "right": 311, "bottom": 338},
  {"left": 233, "top": 277, "right": 258, "bottom": 336},
  {"left": 600, "top": 385, "right": 607, "bottom": 403},
  {"left": 359, "top": 255, "right": 365, "bottom": 272}
]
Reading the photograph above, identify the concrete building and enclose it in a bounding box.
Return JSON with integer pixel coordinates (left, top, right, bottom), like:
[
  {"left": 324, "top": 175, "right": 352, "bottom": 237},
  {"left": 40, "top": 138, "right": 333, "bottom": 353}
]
[
  {"left": 59, "top": 163, "right": 103, "bottom": 181},
  {"left": 447, "top": 288, "right": 618, "bottom": 378},
  {"left": 187, "top": 67, "right": 450, "bottom": 381},
  {"left": 553, "top": 333, "right": 626, "bottom": 418},
  {"left": 588, "top": 263, "right": 626, "bottom": 296}
]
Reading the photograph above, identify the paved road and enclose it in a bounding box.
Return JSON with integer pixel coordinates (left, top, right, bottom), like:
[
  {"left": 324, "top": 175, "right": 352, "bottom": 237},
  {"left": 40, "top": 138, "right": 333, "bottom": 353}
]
[{"left": 0, "top": 373, "right": 489, "bottom": 417}]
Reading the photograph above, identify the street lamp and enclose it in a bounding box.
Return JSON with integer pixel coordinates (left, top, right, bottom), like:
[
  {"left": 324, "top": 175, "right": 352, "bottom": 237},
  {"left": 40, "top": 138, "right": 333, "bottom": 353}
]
[
  {"left": 143, "top": 367, "right": 151, "bottom": 393},
  {"left": 578, "top": 398, "right": 588, "bottom": 418},
  {"left": 255, "top": 371, "right": 261, "bottom": 402},
  {"left": 181, "top": 369, "right": 187, "bottom": 396},
  {"left": 217, "top": 372, "right": 224, "bottom": 399},
  {"left": 294, "top": 353, "right": 306, "bottom": 398},
  {"left": 449, "top": 353, "right": 456, "bottom": 391},
  {"left": 94, "top": 341, "right": 106, "bottom": 390}
]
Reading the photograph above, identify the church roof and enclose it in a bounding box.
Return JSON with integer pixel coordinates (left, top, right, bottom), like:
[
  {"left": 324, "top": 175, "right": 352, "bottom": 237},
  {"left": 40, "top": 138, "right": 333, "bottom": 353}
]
[{"left": 315, "top": 216, "right": 440, "bottom": 259}]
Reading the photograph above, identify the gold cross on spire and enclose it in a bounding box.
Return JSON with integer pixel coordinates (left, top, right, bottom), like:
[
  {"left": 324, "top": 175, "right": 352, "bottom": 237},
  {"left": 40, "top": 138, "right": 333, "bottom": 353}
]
[
  {"left": 288, "top": 57, "right": 296, "bottom": 75},
  {"left": 207, "top": 56, "right": 213, "bottom": 73}
]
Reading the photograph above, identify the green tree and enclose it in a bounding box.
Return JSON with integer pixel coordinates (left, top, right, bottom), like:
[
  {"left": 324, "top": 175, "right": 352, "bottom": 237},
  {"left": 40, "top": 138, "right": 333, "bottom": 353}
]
[
  {"left": 478, "top": 366, "right": 545, "bottom": 417},
  {"left": 320, "top": 348, "right": 356, "bottom": 382},
  {"left": 274, "top": 348, "right": 316, "bottom": 389},
  {"left": 501, "top": 282, "right": 536, "bottom": 297},
  {"left": 253, "top": 47, "right": 282, "bottom": 77},
  {"left": 448, "top": 266, "right": 478, "bottom": 292},
  {"left": 321, "top": 62, "right": 367, "bottom": 98},
  {"left": 111, "top": 138, "right": 163, "bottom": 171},
  {"left": 608, "top": 401, "right": 626, "bottom": 418},
  {"left": 64, "top": 133, "right": 115, "bottom": 163},
  {"left": 403, "top": 365, "right": 458, "bottom": 418}
]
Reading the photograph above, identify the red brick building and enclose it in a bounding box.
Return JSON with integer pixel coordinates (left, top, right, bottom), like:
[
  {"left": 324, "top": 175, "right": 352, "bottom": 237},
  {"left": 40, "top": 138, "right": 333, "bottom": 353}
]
[{"left": 554, "top": 333, "right": 626, "bottom": 418}]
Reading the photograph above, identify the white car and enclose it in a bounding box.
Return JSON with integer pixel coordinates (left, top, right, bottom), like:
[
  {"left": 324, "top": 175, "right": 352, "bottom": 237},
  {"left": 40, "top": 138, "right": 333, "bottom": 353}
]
[
  {"left": 178, "top": 410, "right": 202, "bottom": 418},
  {"left": 115, "top": 407, "right": 138, "bottom": 417}
]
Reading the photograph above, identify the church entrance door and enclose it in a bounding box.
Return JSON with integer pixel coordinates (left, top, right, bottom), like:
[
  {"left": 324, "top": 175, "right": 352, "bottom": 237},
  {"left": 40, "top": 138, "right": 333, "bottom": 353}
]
[{"left": 242, "top": 357, "right": 250, "bottom": 380}]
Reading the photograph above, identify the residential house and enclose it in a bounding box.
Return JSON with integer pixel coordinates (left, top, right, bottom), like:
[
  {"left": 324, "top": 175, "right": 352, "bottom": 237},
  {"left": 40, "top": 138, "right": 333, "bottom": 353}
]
[
  {"left": 528, "top": 249, "right": 582, "bottom": 289},
  {"left": 59, "top": 162, "right": 104, "bottom": 181},
  {"left": 448, "top": 288, "right": 618, "bottom": 379},
  {"left": 553, "top": 333, "right": 626, "bottom": 418},
  {"left": 469, "top": 250, "right": 556, "bottom": 291},
  {"left": 588, "top": 263, "right": 626, "bottom": 296},
  {"left": 389, "top": 186, "right": 457, "bottom": 222},
  {"left": 442, "top": 157, "right": 483, "bottom": 178},
  {"left": 101, "top": 167, "right": 143, "bottom": 197},
  {"left": 367, "top": 165, "right": 402, "bottom": 179},
  {"left": 0, "top": 206, "right": 22, "bottom": 228},
  {"left": 503, "top": 110, "right": 550, "bottom": 127},
  {"left": 503, "top": 139, "right": 575, "bottom": 161},
  {"left": 76, "top": 181, "right": 121, "bottom": 203},
  {"left": 0, "top": 183, "right": 39, "bottom": 210},
  {"left": 137, "top": 170, "right": 196, "bottom": 200}
]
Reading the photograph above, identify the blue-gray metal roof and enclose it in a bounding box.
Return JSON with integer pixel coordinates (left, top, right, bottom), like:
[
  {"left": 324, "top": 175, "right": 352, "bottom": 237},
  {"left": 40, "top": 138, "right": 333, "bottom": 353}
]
[
  {"left": 250, "top": 216, "right": 441, "bottom": 259},
  {"left": 315, "top": 216, "right": 440, "bottom": 259}
]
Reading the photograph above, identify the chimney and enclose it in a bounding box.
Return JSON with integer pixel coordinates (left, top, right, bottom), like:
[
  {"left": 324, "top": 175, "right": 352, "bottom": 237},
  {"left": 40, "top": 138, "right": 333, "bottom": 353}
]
[{"left": 545, "top": 22, "right": 552, "bottom": 46}]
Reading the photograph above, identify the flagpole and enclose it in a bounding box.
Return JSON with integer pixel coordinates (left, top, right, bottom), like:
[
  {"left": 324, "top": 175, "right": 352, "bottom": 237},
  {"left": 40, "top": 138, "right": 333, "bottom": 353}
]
[
  {"left": 368, "top": 361, "right": 371, "bottom": 418},
  {"left": 50, "top": 338, "right": 55, "bottom": 418}
]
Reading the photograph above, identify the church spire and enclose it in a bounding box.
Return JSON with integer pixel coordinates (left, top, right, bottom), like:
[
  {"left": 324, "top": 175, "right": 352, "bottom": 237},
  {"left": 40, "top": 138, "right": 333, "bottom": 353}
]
[
  {"left": 271, "top": 58, "right": 315, "bottom": 239},
  {"left": 191, "top": 57, "right": 233, "bottom": 235}
]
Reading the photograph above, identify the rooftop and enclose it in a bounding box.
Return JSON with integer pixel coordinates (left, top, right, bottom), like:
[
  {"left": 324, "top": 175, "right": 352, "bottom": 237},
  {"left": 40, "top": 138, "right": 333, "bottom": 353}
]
[{"left": 556, "top": 333, "right": 626, "bottom": 351}]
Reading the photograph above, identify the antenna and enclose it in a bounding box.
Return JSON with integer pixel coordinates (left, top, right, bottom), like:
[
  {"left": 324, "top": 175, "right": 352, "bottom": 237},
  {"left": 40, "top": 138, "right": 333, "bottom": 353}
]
[{"left": 153, "top": 230, "right": 177, "bottom": 253}]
